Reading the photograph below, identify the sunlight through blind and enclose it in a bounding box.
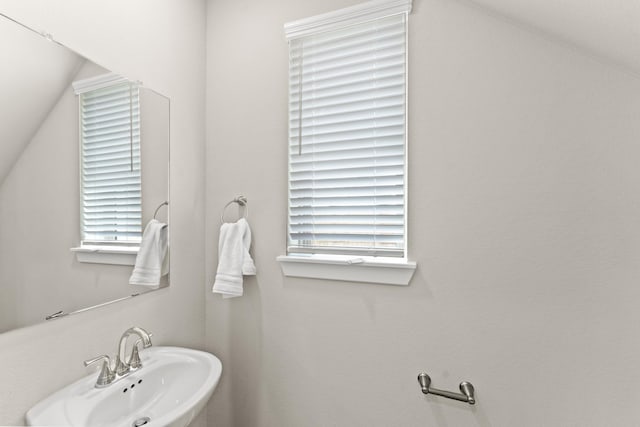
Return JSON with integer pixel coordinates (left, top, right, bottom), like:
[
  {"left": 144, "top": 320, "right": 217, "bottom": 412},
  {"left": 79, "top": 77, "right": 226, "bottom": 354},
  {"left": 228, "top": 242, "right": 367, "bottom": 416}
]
[
  {"left": 287, "top": 12, "right": 407, "bottom": 257},
  {"left": 79, "top": 82, "right": 141, "bottom": 244}
]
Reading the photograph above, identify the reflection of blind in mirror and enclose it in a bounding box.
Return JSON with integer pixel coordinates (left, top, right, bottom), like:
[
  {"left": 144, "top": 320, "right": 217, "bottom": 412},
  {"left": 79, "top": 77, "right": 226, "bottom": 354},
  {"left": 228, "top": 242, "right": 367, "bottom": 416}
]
[{"left": 80, "top": 82, "right": 142, "bottom": 244}]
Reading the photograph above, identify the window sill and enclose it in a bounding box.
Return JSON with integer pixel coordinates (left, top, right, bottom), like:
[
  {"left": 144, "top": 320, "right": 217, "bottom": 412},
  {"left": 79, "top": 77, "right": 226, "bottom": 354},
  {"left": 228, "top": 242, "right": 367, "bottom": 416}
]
[
  {"left": 71, "top": 246, "right": 139, "bottom": 266},
  {"left": 277, "top": 254, "right": 416, "bottom": 286}
]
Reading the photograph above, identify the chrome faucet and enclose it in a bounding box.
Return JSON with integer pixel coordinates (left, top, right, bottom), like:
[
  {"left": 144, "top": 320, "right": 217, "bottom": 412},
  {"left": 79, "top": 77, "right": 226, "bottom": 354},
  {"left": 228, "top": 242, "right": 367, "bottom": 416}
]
[
  {"left": 115, "top": 327, "right": 153, "bottom": 376},
  {"left": 85, "top": 327, "right": 153, "bottom": 388}
]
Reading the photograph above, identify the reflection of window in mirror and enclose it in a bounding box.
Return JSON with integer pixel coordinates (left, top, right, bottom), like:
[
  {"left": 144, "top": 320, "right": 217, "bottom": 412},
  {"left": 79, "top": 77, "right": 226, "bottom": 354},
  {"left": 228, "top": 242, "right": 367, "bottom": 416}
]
[{"left": 71, "top": 73, "right": 142, "bottom": 264}]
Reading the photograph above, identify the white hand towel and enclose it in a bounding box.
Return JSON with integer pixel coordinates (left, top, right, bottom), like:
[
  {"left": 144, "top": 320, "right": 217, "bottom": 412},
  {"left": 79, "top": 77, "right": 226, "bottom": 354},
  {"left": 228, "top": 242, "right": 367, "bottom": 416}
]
[
  {"left": 212, "top": 218, "right": 256, "bottom": 298},
  {"left": 129, "top": 219, "right": 169, "bottom": 287}
]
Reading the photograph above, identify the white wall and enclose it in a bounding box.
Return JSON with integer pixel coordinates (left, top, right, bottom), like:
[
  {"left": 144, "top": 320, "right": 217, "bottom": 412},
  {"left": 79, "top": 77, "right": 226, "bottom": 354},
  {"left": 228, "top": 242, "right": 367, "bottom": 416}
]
[
  {"left": 205, "top": 0, "right": 640, "bottom": 425},
  {"left": 0, "top": 20, "right": 83, "bottom": 185},
  {"left": 0, "top": 1, "right": 207, "bottom": 425}
]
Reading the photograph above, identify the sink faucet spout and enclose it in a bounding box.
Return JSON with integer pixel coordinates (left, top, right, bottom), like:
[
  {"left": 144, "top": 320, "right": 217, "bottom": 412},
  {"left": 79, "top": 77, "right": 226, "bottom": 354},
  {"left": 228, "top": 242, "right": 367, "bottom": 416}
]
[{"left": 115, "top": 327, "right": 152, "bottom": 376}]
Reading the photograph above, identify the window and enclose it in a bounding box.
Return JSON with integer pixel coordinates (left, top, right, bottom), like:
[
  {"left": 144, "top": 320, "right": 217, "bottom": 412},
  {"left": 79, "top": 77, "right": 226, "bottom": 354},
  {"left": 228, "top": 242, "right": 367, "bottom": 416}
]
[
  {"left": 279, "top": 0, "right": 416, "bottom": 285},
  {"left": 71, "top": 73, "right": 142, "bottom": 261}
]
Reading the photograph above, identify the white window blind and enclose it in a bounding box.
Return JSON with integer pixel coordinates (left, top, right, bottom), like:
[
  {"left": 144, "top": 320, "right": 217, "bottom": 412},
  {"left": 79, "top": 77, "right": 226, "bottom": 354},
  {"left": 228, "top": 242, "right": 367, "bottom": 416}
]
[
  {"left": 286, "top": 8, "right": 408, "bottom": 258},
  {"left": 76, "top": 78, "right": 142, "bottom": 245}
]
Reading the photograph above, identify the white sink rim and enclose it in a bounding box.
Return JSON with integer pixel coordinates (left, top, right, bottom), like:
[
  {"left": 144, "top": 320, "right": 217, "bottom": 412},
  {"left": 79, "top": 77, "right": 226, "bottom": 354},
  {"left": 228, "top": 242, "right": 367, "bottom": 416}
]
[{"left": 25, "top": 346, "right": 222, "bottom": 427}]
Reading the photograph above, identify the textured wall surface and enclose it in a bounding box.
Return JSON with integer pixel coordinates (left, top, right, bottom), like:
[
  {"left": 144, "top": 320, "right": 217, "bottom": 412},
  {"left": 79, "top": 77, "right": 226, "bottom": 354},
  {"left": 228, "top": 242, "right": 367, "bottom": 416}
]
[
  {"left": 205, "top": 0, "right": 640, "bottom": 425},
  {"left": 0, "top": 1, "right": 207, "bottom": 425}
]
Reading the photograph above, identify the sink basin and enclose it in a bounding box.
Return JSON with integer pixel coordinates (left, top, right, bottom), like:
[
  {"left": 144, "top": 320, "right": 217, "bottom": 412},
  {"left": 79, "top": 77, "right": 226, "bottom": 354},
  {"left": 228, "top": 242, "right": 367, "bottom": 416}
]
[{"left": 26, "top": 346, "right": 222, "bottom": 427}]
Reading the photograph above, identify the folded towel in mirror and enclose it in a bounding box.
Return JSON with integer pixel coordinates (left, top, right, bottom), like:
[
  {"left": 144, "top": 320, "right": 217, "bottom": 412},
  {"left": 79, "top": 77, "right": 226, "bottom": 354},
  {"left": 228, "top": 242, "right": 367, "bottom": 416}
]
[{"left": 129, "top": 219, "right": 169, "bottom": 287}]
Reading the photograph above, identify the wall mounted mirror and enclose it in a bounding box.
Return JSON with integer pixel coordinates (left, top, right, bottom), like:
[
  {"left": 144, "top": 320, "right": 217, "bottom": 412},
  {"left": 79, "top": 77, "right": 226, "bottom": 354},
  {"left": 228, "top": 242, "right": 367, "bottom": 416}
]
[{"left": 0, "top": 14, "right": 170, "bottom": 334}]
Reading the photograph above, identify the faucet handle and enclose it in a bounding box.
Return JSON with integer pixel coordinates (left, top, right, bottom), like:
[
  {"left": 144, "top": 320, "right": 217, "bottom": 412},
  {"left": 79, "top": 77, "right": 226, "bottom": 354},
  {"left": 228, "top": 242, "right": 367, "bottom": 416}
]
[
  {"left": 129, "top": 334, "right": 153, "bottom": 370},
  {"left": 84, "top": 355, "right": 116, "bottom": 388}
]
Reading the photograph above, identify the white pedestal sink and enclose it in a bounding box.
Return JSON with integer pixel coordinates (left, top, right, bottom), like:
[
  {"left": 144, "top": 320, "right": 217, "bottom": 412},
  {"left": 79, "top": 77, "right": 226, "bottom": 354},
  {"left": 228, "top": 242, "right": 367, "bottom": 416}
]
[{"left": 26, "top": 347, "right": 222, "bottom": 427}]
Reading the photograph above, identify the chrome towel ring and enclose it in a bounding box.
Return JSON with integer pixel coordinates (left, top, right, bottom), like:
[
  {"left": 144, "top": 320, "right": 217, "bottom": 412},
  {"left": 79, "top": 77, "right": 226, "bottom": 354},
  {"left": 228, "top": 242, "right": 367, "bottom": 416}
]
[
  {"left": 221, "top": 196, "right": 248, "bottom": 224},
  {"left": 153, "top": 201, "right": 168, "bottom": 220}
]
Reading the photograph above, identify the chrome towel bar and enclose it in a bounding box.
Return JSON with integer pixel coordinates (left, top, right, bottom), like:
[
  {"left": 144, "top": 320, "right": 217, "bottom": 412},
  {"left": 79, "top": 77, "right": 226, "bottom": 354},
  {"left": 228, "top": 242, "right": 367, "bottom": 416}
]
[{"left": 417, "top": 373, "right": 476, "bottom": 405}]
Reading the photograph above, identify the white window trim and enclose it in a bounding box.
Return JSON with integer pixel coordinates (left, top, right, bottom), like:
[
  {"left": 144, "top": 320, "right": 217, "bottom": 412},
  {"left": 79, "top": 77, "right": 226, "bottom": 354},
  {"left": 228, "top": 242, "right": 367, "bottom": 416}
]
[
  {"left": 277, "top": 254, "right": 416, "bottom": 286},
  {"left": 72, "top": 72, "right": 130, "bottom": 94},
  {"left": 284, "top": 0, "right": 412, "bottom": 39},
  {"left": 70, "top": 245, "right": 138, "bottom": 266},
  {"left": 280, "top": 0, "right": 416, "bottom": 286}
]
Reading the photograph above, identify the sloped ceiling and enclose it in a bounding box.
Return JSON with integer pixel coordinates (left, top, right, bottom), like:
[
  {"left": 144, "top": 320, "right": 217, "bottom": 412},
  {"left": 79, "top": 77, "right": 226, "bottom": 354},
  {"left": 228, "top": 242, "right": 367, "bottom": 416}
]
[
  {"left": 0, "top": 16, "right": 84, "bottom": 185},
  {"left": 468, "top": 0, "right": 640, "bottom": 74},
  {"left": 3, "top": 1, "right": 638, "bottom": 188}
]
